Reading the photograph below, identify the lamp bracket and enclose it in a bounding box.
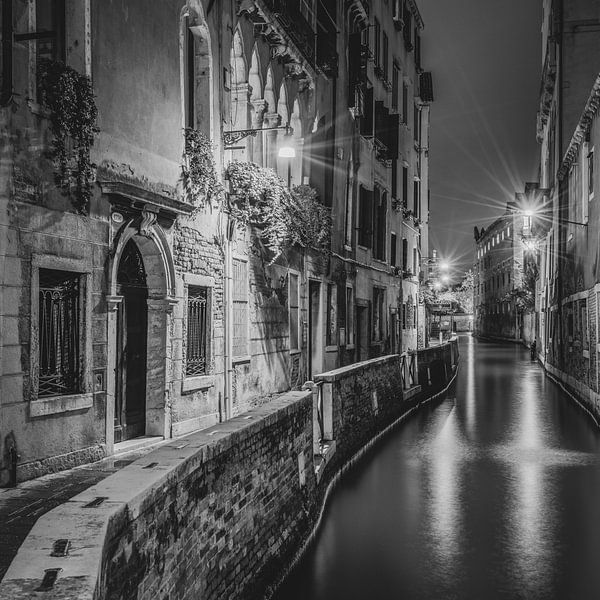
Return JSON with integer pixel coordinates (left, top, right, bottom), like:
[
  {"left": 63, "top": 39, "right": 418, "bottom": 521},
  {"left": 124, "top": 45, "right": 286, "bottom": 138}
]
[{"left": 223, "top": 125, "right": 293, "bottom": 148}]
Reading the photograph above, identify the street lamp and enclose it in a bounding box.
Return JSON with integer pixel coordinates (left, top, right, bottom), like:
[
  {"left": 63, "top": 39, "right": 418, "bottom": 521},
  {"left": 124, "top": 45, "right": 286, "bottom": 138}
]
[{"left": 278, "top": 135, "right": 296, "bottom": 188}]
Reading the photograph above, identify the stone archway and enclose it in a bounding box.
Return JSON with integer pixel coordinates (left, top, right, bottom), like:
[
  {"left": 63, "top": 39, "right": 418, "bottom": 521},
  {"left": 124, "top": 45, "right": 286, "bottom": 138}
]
[{"left": 106, "top": 217, "right": 177, "bottom": 452}]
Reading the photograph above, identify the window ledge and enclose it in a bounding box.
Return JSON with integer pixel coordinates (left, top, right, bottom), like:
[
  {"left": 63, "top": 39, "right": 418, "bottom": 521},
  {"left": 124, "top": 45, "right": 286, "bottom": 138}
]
[
  {"left": 30, "top": 393, "right": 93, "bottom": 418},
  {"left": 325, "top": 345, "right": 338, "bottom": 352},
  {"left": 182, "top": 375, "right": 215, "bottom": 392},
  {"left": 232, "top": 355, "right": 251, "bottom": 365},
  {"left": 290, "top": 349, "right": 302, "bottom": 356}
]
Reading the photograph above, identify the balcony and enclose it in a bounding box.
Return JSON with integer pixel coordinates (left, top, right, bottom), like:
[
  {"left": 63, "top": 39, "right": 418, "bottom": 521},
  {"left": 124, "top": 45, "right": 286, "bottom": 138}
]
[{"left": 260, "top": 0, "right": 315, "bottom": 65}]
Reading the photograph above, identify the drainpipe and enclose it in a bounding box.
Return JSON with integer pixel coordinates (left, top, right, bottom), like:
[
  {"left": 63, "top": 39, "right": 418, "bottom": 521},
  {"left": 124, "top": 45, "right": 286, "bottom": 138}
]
[{"left": 223, "top": 217, "right": 234, "bottom": 421}]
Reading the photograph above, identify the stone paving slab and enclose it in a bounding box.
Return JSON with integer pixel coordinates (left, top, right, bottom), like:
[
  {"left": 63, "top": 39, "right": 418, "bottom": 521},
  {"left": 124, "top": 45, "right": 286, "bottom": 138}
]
[{"left": 0, "top": 447, "right": 160, "bottom": 582}]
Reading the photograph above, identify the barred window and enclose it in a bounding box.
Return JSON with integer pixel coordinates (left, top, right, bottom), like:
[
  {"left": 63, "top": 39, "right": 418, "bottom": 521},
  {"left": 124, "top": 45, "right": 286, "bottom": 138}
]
[
  {"left": 38, "top": 269, "right": 80, "bottom": 397},
  {"left": 289, "top": 273, "right": 300, "bottom": 351},
  {"left": 232, "top": 258, "right": 249, "bottom": 358},
  {"left": 186, "top": 286, "right": 208, "bottom": 376}
]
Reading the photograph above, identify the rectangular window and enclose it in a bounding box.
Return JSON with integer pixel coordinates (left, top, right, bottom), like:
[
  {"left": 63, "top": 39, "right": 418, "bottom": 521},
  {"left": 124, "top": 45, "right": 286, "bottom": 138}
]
[
  {"left": 391, "top": 233, "right": 397, "bottom": 267},
  {"left": 382, "top": 32, "right": 389, "bottom": 79},
  {"left": 186, "top": 286, "right": 209, "bottom": 376},
  {"left": 186, "top": 22, "right": 195, "bottom": 128},
  {"left": 373, "top": 18, "right": 381, "bottom": 66},
  {"left": 289, "top": 272, "right": 300, "bottom": 351},
  {"left": 360, "top": 85, "right": 374, "bottom": 136},
  {"left": 346, "top": 286, "right": 354, "bottom": 346},
  {"left": 35, "top": 0, "right": 66, "bottom": 64},
  {"left": 372, "top": 287, "right": 385, "bottom": 342},
  {"left": 391, "top": 159, "right": 398, "bottom": 198},
  {"left": 232, "top": 259, "right": 249, "bottom": 358},
  {"left": 392, "top": 63, "right": 400, "bottom": 110},
  {"left": 413, "top": 103, "right": 419, "bottom": 143},
  {"left": 402, "top": 82, "right": 408, "bottom": 123},
  {"left": 326, "top": 283, "right": 337, "bottom": 346},
  {"left": 373, "top": 189, "right": 387, "bottom": 261},
  {"left": 38, "top": 269, "right": 80, "bottom": 397},
  {"left": 402, "top": 238, "right": 408, "bottom": 271},
  {"left": 413, "top": 247, "right": 418, "bottom": 275},
  {"left": 413, "top": 179, "right": 420, "bottom": 216},
  {"left": 358, "top": 186, "right": 373, "bottom": 247},
  {"left": 402, "top": 166, "right": 408, "bottom": 205}
]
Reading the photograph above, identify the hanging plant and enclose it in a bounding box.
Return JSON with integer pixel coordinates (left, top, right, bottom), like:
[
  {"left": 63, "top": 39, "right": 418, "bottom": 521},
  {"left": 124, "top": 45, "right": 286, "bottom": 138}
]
[
  {"left": 182, "top": 128, "right": 223, "bottom": 208},
  {"left": 37, "top": 59, "right": 98, "bottom": 213},
  {"left": 287, "top": 184, "right": 331, "bottom": 252},
  {"left": 225, "top": 161, "right": 331, "bottom": 261}
]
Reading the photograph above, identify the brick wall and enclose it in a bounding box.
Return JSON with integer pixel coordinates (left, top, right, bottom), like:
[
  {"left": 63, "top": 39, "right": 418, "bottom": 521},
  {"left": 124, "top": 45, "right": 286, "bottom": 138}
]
[{"left": 0, "top": 342, "right": 459, "bottom": 600}]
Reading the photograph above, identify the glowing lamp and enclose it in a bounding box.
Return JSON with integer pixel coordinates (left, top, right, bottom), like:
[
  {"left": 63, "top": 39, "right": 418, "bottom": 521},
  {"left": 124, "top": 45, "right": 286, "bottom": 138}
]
[{"left": 278, "top": 145, "right": 296, "bottom": 158}]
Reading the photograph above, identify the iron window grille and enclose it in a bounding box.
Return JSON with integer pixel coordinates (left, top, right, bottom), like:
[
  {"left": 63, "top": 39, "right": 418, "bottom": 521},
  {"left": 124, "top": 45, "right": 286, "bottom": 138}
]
[
  {"left": 38, "top": 269, "right": 80, "bottom": 397},
  {"left": 186, "top": 286, "right": 209, "bottom": 376}
]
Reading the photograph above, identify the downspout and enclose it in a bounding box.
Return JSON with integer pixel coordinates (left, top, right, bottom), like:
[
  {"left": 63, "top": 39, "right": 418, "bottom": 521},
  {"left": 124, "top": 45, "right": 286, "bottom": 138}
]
[{"left": 223, "top": 218, "right": 234, "bottom": 421}]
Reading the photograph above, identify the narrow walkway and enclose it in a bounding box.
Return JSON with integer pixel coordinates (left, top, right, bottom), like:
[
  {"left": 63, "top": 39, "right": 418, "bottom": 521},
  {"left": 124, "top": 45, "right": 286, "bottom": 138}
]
[{"left": 0, "top": 444, "right": 159, "bottom": 581}]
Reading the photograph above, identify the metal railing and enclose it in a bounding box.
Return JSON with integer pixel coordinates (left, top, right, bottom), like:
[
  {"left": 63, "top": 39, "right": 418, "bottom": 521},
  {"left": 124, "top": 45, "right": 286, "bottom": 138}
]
[{"left": 400, "top": 351, "right": 417, "bottom": 389}]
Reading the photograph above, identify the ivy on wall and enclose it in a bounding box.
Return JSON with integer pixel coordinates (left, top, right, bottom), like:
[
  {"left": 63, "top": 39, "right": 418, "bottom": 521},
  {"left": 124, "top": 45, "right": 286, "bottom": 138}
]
[
  {"left": 182, "top": 128, "right": 223, "bottom": 208},
  {"left": 37, "top": 59, "right": 98, "bottom": 213},
  {"left": 225, "top": 161, "right": 331, "bottom": 261}
]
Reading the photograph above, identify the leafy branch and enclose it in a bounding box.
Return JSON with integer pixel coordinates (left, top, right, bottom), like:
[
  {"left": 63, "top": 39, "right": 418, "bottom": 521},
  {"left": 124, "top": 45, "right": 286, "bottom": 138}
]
[
  {"left": 37, "top": 59, "right": 98, "bottom": 213},
  {"left": 225, "top": 161, "right": 331, "bottom": 261},
  {"left": 182, "top": 128, "right": 223, "bottom": 208}
]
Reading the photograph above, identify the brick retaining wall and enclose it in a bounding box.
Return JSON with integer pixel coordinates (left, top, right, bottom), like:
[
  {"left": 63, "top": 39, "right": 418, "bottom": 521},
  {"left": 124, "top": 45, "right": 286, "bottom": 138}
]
[{"left": 0, "top": 341, "right": 459, "bottom": 600}]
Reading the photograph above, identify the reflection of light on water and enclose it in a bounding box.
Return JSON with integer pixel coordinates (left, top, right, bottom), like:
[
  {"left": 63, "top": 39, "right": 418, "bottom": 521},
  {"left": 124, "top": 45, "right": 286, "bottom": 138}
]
[
  {"left": 429, "top": 408, "right": 462, "bottom": 567},
  {"left": 507, "top": 372, "right": 555, "bottom": 596},
  {"left": 465, "top": 335, "right": 475, "bottom": 435}
]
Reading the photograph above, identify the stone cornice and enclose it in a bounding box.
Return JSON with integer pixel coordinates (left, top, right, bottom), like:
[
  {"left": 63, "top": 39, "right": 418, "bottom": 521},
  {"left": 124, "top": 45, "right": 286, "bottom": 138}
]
[{"left": 558, "top": 74, "right": 600, "bottom": 182}]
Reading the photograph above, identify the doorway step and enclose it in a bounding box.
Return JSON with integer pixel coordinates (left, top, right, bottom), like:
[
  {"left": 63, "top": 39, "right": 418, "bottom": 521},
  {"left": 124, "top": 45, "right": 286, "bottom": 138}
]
[{"left": 113, "top": 436, "right": 164, "bottom": 457}]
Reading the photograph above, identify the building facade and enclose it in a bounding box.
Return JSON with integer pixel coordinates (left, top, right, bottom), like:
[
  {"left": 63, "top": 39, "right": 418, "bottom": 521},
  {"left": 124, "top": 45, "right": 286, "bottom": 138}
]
[
  {"left": 532, "top": 0, "right": 600, "bottom": 416},
  {"left": 473, "top": 202, "right": 533, "bottom": 340},
  {"left": 0, "top": 0, "right": 433, "bottom": 484}
]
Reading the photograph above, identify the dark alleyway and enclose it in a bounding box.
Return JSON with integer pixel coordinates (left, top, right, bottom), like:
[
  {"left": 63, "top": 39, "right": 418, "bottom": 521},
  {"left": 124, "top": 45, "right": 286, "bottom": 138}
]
[{"left": 275, "top": 335, "right": 600, "bottom": 600}]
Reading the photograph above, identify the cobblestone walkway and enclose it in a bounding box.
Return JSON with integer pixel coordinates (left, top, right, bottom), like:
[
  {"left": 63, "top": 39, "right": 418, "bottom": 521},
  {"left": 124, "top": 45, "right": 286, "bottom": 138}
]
[{"left": 0, "top": 446, "right": 157, "bottom": 582}]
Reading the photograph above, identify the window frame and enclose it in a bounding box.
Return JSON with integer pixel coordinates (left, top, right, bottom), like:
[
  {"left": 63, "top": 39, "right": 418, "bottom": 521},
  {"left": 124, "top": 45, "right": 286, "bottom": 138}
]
[
  {"left": 29, "top": 254, "right": 93, "bottom": 417},
  {"left": 326, "top": 282, "right": 337, "bottom": 348},
  {"left": 289, "top": 270, "right": 301, "bottom": 353},
  {"left": 345, "top": 285, "right": 355, "bottom": 349},
  {"left": 372, "top": 286, "right": 385, "bottom": 343},
  {"left": 231, "top": 256, "right": 250, "bottom": 363},
  {"left": 182, "top": 273, "right": 215, "bottom": 392}
]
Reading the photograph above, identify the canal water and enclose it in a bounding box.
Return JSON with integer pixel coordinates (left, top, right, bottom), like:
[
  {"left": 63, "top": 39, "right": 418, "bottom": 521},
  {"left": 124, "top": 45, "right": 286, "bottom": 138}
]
[{"left": 274, "top": 335, "right": 600, "bottom": 600}]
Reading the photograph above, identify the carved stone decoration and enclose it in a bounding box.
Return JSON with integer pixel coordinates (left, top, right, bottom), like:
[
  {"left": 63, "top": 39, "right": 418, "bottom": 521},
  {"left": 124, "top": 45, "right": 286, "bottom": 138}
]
[
  {"left": 140, "top": 206, "right": 158, "bottom": 237},
  {"left": 271, "top": 43, "right": 289, "bottom": 61},
  {"left": 285, "top": 61, "right": 304, "bottom": 78}
]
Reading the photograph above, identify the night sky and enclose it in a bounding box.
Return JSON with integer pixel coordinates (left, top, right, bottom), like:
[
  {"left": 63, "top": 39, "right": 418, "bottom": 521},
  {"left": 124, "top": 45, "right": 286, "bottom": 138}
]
[{"left": 419, "top": 0, "right": 542, "bottom": 278}]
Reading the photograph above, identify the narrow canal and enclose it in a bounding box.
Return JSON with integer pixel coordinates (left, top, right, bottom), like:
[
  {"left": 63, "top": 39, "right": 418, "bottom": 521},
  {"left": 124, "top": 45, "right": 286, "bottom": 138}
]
[{"left": 275, "top": 335, "right": 600, "bottom": 600}]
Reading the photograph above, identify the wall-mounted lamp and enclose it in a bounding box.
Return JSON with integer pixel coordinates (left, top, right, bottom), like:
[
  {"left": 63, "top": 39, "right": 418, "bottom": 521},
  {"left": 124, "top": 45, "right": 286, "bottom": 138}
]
[{"left": 223, "top": 124, "right": 294, "bottom": 150}]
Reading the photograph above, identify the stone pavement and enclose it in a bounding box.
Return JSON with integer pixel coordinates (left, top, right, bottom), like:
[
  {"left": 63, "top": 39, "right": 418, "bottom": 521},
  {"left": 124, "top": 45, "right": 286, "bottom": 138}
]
[{"left": 0, "top": 443, "right": 161, "bottom": 582}]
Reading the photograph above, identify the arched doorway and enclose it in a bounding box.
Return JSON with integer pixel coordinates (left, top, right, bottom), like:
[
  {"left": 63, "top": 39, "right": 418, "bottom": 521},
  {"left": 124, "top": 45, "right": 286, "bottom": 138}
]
[{"left": 114, "top": 239, "right": 148, "bottom": 442}]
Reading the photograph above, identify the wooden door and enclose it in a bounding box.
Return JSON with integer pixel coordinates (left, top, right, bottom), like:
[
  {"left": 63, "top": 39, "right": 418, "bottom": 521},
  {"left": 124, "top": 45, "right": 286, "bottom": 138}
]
[{"left": 114, "top": 240, "right": 148, "bottom": 442}]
